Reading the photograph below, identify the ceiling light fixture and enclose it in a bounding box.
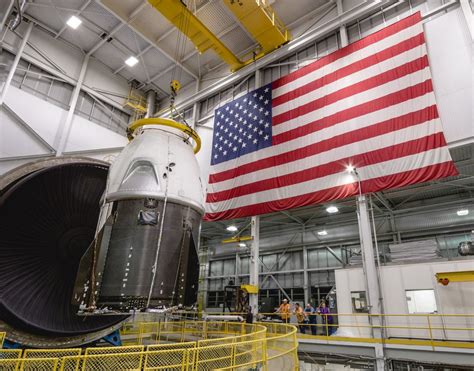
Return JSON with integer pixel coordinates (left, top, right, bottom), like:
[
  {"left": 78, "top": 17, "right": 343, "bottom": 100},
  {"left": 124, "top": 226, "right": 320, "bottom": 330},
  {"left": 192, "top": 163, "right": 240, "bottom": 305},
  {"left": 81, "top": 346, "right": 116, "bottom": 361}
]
[
  {"left": 317, "top": 230, "right": 328, "bottom": 236},
  {"left": 125, "top": 56, "right": 139, "bottom": 67},
  {"left": 326, "top": 206, "right": 338, "bottom": 214},
  {"left": 66, "top": 15, "right": 82, "bottom": 29},
  {"left": 346, "top": 165, "right": 355, "bottom": 173},
  {"left": 457, "top": 209, "right": 469, "bottom": 216},
  {"left": 239, "top": 243, "right": 246, "bottom": 247},
  {"left": 226, "top": 225, "right": 238, "bottom": 232}
]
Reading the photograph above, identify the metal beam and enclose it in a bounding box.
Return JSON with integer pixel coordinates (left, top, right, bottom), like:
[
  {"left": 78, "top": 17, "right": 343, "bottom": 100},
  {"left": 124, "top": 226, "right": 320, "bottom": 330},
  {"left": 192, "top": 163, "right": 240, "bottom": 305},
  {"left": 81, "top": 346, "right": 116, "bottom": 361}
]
[
  {"left": 1, "top": 103, "right": 56, "bottom": 154},
  {"left": 97, "top": 0, "right": 198, "bottom": 80},
  {"left": 281, "top": 210, "right": 305, "bottom": 225},
  {"left": 249, "top": 216, "right": 260, "bottom": 314},
  {"left": 55, "top": 54, "right": 89, "bottom": 156},
  {"left": 54, "top": 0, "right": 92, "bottom": 39},
  {"left": 325, "top": 246, "right": 344, "bottom": 265},
  {"left": 0, "top": 21, "right": 33, "bottom": 105}
]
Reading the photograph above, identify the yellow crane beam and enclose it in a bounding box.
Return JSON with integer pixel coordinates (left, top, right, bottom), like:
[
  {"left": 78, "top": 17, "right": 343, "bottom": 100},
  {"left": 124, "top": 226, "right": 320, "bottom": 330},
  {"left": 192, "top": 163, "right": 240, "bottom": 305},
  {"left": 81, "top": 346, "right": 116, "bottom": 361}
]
[
  {"left": 223, "top": 0, "right": 291, "bottom": 54},
  {"left": 436, "top": 271, "right": 474, "bottom": 285},
  {"left": 221, "top": 235, "right": 253, "bottom": 244},
  {"left": 147, "top": 0, "right": 244, "bottom": 71}
]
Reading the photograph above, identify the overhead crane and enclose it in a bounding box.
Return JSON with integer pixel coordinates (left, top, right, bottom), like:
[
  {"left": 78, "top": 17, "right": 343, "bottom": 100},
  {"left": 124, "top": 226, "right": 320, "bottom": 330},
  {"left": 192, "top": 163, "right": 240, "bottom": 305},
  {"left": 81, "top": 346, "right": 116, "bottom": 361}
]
[{"left": 146, "top": 0, "right": 290, "bottom": 71}]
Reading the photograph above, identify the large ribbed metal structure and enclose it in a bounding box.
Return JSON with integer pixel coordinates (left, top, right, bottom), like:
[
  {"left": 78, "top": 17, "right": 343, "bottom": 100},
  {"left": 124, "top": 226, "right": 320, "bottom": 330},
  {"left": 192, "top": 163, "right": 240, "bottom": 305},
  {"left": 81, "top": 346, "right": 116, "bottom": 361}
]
[{"left": 0, "top": 157, "right": 126, "bottom": 347}]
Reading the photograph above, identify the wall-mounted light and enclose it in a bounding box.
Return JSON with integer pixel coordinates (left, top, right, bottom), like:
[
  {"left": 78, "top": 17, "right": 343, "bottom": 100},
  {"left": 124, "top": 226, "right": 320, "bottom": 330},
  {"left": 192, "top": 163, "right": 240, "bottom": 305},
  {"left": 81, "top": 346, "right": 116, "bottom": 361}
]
[
  {"left": 125, "top": 56, "right": 139, "bottom": 67},
  {"left": 66, "top": 16, "right": 82, "bottom": 29},
  {"left": 457, "top": 209, "right": 469, "bottom": 216},
  {"left": 326, "top": 206, "right": 338, "bottom": 214}
]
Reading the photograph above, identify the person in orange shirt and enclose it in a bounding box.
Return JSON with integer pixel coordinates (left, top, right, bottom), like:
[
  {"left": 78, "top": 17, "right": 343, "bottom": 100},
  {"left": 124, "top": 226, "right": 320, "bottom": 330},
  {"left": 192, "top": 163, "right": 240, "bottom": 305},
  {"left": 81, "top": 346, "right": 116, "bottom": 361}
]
[{"left": 277, "top": 298, "right": 291, "bottom": 323}]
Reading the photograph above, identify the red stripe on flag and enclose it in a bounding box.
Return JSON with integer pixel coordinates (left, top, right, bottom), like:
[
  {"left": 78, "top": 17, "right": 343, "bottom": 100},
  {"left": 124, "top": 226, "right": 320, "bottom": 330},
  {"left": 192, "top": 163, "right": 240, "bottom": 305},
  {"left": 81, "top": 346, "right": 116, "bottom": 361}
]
[
  {"left": 273, "top": 55, "right": 429, "bottom": 125},
  {"left": 209, "top": 106, "right": 438, "bottom": 184},
  {"left": 206, "top": 132, "right": 447, "bottom": 203},
  {"left": 204, "top": 161, "right": 458, "bottom": 221},
  {"left": 273, "top": 79, "right": 434, "bottom": 145},
  {"left": 272, "top": 33, "right": 425, "bottom": 107},
  {"left": 272, "top": 12, "right": 422, "bottom": 90}
]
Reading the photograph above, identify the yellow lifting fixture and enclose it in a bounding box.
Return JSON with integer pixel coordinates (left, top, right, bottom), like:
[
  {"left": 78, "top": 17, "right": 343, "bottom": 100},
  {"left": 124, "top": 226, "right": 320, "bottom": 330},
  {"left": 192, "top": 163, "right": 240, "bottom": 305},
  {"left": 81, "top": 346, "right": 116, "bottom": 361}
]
[
  {"left": 436, "top": 270, "right": 474, "bottom": 286},
  {"left": 223, "top": 0, "right": 291, "bottom": 54}
]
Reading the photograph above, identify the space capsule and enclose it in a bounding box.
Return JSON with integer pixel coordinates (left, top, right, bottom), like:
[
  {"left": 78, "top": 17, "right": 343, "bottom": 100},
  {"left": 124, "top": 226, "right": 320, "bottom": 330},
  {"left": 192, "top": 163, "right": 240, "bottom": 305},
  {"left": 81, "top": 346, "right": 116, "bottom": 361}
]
[{"left": 74, "top": 118, "right": 204, "bottom": 313}]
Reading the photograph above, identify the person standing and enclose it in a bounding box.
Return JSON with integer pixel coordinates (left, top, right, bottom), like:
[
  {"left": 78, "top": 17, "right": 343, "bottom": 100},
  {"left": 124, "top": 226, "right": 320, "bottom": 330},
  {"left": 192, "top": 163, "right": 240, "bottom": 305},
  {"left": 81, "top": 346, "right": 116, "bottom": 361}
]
[
  {"left": 245, "top": 306, "right": 254, "bottom": 324},
  {"left": 276, "top": 298, "right": 291, "bottom": 323},
  {"left": 304, "top": 303, "right": 316, "bottom": 335},
  {"left": 294, "top": 303, "right": 306, "bottom": 333},
  {"left": 318, "top": 301, "right": 334, "bottom": 336}
]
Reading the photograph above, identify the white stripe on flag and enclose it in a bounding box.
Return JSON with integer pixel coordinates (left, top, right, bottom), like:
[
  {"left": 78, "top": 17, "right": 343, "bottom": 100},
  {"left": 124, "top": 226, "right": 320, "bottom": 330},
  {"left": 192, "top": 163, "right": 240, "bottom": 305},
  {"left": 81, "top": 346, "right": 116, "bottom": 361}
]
[{"left": 206, "top": 147, "right": 452, "bottom": 211}]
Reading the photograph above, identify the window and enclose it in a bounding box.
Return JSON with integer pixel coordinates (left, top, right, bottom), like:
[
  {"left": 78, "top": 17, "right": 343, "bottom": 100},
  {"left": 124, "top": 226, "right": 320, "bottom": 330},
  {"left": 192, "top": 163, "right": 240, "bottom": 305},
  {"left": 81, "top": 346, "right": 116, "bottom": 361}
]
[
  {"left": 406, "top": 289, "right": 438, "bottom": 314},
  {"left": 351, "top": 291, "right": 369, "bottom": 313}
]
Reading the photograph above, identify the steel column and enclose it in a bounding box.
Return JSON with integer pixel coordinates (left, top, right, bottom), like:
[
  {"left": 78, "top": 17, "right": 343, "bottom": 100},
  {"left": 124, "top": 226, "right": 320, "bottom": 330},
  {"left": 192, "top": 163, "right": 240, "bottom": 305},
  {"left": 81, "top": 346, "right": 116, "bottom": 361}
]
[
  {"left": 145, "top": 89, "right": 156, "bottom": 118},
  {"left": 303, "top": 245, "right": 310, "bottom": 305},
  {"left": 249, "top": 216, "right": 260, "bottom": 314},
  {"left": 356, "top": 194, "right": 385, "bottom": 370},
  {"left": 336, "top": 0, "right": 349, "bottom": 47},
  {"left": 0, "top": 21, "right": 33, "bottom": 106},
  {"left": 459, "top": 0, "right": 474, "bottom": 41},
  {"left": 55, "top": 54, "right": 89, "bottom": 156},
  {"left": 235, "top": 253, "right": 241, "bottom": 285}
]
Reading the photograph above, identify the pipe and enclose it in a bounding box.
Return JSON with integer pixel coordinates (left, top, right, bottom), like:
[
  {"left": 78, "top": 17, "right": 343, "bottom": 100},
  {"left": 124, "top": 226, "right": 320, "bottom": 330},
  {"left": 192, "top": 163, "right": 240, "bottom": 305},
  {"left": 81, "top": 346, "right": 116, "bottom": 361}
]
[
  {"left": 145, "top": 90, "right": 156, "bottom": 118},
  {"left": 0, "top": 0, "right": 14, "bottom": 31}
]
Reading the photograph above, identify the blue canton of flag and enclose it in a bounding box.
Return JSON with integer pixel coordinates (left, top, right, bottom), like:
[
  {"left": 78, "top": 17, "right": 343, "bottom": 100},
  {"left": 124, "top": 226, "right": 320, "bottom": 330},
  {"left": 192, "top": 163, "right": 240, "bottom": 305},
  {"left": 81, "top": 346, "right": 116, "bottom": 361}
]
[{"left": 211, "top": 83, "right": 272, "bottom": 165}]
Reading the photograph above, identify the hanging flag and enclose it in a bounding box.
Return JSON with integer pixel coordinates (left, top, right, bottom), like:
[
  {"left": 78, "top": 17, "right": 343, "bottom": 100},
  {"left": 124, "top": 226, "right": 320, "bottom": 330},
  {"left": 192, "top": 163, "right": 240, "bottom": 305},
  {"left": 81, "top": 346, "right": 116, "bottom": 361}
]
[{"left": 205, "top": 12, "right": 458, "bottom": 221}]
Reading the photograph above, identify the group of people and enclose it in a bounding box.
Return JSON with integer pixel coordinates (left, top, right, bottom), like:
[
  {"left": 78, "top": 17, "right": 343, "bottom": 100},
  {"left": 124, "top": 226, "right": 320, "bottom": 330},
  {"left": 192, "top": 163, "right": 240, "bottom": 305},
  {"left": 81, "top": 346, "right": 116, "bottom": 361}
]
[{"left": 277, "top": 299, "right": 334, "bottom": 335}]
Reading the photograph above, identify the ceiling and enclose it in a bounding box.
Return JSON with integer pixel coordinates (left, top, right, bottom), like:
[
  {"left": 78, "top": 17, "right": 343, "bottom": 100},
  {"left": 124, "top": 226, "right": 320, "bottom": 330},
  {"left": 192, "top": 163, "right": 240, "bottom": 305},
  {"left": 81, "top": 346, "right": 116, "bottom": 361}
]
[{"left": 22, "top": 0, "right": 330, "bottom": 98}]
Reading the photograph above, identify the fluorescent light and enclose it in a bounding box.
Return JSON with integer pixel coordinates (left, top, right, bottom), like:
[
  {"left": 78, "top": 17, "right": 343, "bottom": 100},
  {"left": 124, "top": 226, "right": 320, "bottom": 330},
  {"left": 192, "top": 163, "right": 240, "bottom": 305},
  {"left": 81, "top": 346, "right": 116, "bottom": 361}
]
[
  {"left": 317, "top": 230, "right": 328, "bottom": 236},
  {"left": 239, "top": 243, "right": 246, "bottom": 247},
  {"left": 326, "top": 206, "right": 338, "bottom": 214},
  {"left": 125, "top": 56, "right": 139, "bottom": 67},
  {"left": 457, "top": 209, "right": 469, "bottom": 216},
  {"left": 226, "top": 225, "right": 238, "bottom": 232},
  {"left": 66, "top": 15, "right": 82, "bottom": 29}
]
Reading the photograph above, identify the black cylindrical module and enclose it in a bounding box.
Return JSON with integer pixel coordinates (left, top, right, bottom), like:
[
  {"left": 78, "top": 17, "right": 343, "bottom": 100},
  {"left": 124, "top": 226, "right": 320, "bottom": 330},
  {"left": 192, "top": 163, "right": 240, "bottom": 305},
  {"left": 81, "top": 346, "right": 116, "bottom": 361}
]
[
  {"left": 0, "top": 160, "right": 126, "bottom": 337},
  {"left": 96, "top": 199, "right": 201, "bottom": 310}
]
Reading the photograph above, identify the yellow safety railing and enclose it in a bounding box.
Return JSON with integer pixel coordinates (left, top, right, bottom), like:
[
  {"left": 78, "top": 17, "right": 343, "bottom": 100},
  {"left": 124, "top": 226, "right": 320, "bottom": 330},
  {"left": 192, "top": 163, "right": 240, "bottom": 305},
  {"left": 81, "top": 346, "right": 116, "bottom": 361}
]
[
  {"left": 166, "top": 311, "right": 474, "bottom": 352},
  {"left": 0, "top": 321, "right": 298, "bottom": 371},
  {"left": 254, "top": 312, "right": 474, "bottom": 351}
]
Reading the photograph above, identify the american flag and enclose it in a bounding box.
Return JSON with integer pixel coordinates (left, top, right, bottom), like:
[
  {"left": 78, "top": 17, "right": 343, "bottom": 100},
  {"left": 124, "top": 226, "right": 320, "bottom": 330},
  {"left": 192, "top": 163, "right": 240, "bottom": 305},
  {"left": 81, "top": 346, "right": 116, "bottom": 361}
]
[{"left": 205, "top": 12, "right": 458, "bottom": 221}]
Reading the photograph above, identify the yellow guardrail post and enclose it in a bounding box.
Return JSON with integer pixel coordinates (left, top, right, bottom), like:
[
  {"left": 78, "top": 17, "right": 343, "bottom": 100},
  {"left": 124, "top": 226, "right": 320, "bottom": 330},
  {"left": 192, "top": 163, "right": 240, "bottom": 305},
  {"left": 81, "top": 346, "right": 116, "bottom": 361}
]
[{"left": 427, "top": 315, "right": 435, "bottom": 351}]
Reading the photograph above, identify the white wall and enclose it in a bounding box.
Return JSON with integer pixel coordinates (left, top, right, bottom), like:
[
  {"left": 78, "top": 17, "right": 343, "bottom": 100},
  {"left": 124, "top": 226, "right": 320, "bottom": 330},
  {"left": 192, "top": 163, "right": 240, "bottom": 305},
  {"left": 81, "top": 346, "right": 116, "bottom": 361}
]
[
  {"left": 425, "top": 7, "right": 473, "bottom": 147},
  {"left": 335, "top": 259, "right": 474, "bottom": 341},
  {"left": 0, "top": 86, "right": 128, "bottom": 174}
]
